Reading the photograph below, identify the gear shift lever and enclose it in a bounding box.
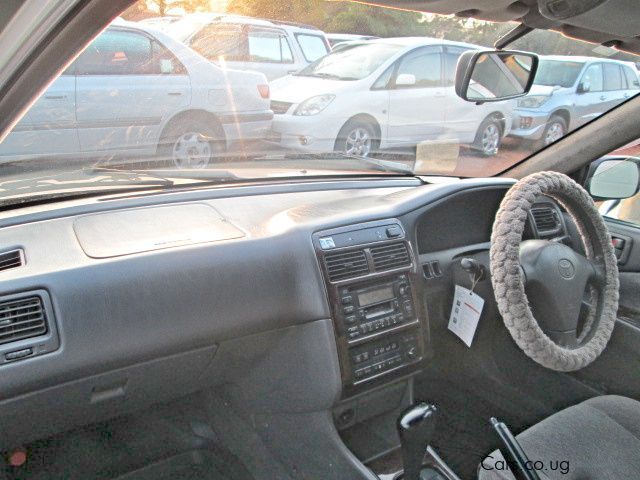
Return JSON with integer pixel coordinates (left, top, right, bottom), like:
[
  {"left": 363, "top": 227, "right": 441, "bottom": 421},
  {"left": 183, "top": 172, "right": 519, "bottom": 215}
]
[{"left": 397, "top": 403, "right": 438, "bottom": 480}]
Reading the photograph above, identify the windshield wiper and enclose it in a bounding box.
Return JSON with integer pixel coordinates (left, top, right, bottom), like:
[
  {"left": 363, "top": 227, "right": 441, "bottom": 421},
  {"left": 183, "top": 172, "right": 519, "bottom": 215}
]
[
  {"left": 280, "top": 152, "right": 414, "bottom": 175},
  {"left": 0, "top": 166, "right": 243, "bottom": 208}
]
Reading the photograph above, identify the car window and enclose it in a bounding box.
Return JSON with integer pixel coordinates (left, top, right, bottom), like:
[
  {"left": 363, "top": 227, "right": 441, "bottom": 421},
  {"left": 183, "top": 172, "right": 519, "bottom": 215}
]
[
  {"left": 372, "top": 65, "right": 394, "bottom": 89},
  {"left": 444, "top": 50, "right": 466, "bottom": 86},
  {"left": 394, "top": 48, "right": 442, "bottom": 89},
  {"left": 622, "top": 65, "right": 640, "bottom": 90},
  {"left": 295, "top": 34, "right": 329, "bottom": 62},
  {"left": 604, "top": 63, "right": 624, "bottom": 91},
  {"left": 247, "top": 29, "right": 293, "bottom": 63},
  {"left": 296, "top": 42, "right": 403, "bottom": 81},
  {"left": 76, "top": 29, "right": 161, "bottom": 75},
  {"left": 189, "top": 23, "right": 246, "bottom": 62},
  {"left": 581, "top": 63, "right": 604, "bottom": 91},
  {"left": 534, "top": 60, "right": 584, "bottom": 87}
]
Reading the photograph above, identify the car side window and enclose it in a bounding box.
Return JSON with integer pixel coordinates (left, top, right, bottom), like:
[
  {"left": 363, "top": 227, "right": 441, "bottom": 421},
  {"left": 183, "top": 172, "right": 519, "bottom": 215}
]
[
  {"left": 444, "top": 48, "right": 467, "bottom": 86},
  {"left": 372, "top": 65, "right": 394, "bottom": 90},
  {"left": 580, "top": 63, "right": 603, "bottom": 91},
  {"left": 75, "top": 29, "right": 182, "bottom": 75},
  {"left": 393, "top": 48, "right": 442, "bottom": 89},
  {"left": 603, "top": 63, "right": 623, "bottom": 91},
  {"left": 189, "top": 24, "right": 246, "bottom": 62},
  {"left": 247, "top": 28, "right": 293, "bottom": 63},
  {"left": 295, "top": 34, "right": 329, "bottom": 62},
  {"left": 622, "top": 66, "right": 640, "bottom": 90}
]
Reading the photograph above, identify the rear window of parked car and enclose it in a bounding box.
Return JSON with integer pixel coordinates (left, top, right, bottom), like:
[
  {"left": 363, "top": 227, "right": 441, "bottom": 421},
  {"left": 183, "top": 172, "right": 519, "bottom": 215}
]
[
  {"left": 604, "top": 63, "right": 623, "bottom": 90},
  {"left": 623, "top": 65, "right": 640, "bottom": 89},
  {"left": 189, "top": 23, "right": 246, "bottom": 62},
  {"left": 295, "top": 34, "right": 329, "bottom": 62},
  {"left": 248, "top": 29, "right": 293, "bottom": 63},
  {"left": 76, "top": 29, "right": 185, "bottom": 75}
]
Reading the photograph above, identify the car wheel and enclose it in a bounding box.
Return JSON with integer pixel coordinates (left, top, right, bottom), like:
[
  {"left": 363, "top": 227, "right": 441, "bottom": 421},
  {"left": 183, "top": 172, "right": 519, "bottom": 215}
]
[
  {"left": 474, "top": 116, "right": 502, "bottom": 157},
  {"left": 335, "top": 120, "right": 378, "bottom": 158},
  {"left": 541, "top": 115, "right": 567, "bottom": 147},
  {"left": 159, "top": 119, "right": 224, "bottom": 169}
]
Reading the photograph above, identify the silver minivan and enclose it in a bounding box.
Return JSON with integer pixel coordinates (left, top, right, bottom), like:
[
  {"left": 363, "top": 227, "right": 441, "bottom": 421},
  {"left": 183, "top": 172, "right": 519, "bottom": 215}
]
[
  {"left": 165, "top": 14, "right": 331, "bottom": 81},
  {"left": 511, "top": 55, "right": 640, "bottom": 146}
]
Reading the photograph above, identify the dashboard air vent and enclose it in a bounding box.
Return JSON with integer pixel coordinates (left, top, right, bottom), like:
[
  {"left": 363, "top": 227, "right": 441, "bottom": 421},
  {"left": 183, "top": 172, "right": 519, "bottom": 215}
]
[
  {"left": 0, "top": 296, "right": 47, "bottom": 346},
  {"left": 371, "top": 242, "right": 411, "bottom": 272},
  {"left": 531, "top": 207, "right": 560, "bottom": 233},
  {"left": 324, "top": 249, "right": 369, "bottom": 281},
  {"left": 0, "top": 249, "right": 23, "bottom": 272}
]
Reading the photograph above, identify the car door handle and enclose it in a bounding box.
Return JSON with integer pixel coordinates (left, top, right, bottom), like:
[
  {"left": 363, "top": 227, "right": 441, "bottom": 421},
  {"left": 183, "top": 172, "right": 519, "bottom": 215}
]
[
  {"left": 167, "top": 92, "right": 183, "bottom": 96},
  {"left": 600, "top": 95, "right": 607, "bottom": 101},
  {"left": 624, "top": 93, "right": 631, "bottom": 98},
  {"left": 434, "top": 91, "right": 446, "bottom": 97},
  {"left": 44, "top": 95, "right": 67, "bottom": 100}
]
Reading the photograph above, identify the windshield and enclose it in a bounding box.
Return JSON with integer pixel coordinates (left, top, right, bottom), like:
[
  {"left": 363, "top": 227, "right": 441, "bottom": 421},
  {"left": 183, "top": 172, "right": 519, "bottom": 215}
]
[
  {"left": 1, "top": 0, "right": 640, "bottom": 207},
  {"left": 534, "top": 60, "right": 585, "bottom": 87},
  {"left": 296, "top": 42, "right": 402, "bottom": 80}
]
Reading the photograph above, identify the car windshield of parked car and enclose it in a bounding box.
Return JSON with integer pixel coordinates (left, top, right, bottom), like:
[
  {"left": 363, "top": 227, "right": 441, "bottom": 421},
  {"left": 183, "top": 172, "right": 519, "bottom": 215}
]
[
  {"left": 296, "top": 42, "right": 403, "bottom": 80},
  {"left": 534, "top": 60, "right": 585, "bottom": 88},
  {"left": 1, "top": 0, "right": 640, "bottom": 207}
]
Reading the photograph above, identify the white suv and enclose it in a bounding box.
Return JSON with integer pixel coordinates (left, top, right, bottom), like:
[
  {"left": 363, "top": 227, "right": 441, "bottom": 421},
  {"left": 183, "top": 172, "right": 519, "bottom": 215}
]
[
  {"left": 269, "top": 38, "right": 513, "bottom": 157},
  {"left": 0, "top": 23, "right": 272, "bottom": 168},
  {"left": 165, "top": 14, "right": 331, "bottom": 81}
]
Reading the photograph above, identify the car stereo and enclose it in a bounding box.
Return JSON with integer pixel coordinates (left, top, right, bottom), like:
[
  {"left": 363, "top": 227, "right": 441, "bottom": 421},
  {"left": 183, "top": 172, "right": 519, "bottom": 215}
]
[
  {"left": 313, "top": 219, "right": 426, "bottom": 394},
  {"left": 338, "top": 273, "right": 414, "bottom": 342}
]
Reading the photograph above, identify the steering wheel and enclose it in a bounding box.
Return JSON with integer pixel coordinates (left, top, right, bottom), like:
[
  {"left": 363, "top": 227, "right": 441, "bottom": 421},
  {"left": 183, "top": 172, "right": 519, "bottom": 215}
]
[{"left": 490, "top": 171, "right": 619, "bottom": 372}]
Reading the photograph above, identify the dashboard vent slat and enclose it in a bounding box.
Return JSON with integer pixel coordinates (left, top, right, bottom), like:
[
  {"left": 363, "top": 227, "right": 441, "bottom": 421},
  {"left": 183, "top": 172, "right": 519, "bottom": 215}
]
[
  {"left": 532, "top": 207, "right": 560, "bottom": 233},
  {"left": 0, "top": 296, "right": 47, "bottom": 345},
  {"left": 371, "top": 242, "right": 411, "bottom": 272},
  {"left": 324, "top": 249, "right": 369, "bottom": 281},
  {"left": 0, "top": 249, "right": 23, "bottom": 272}
]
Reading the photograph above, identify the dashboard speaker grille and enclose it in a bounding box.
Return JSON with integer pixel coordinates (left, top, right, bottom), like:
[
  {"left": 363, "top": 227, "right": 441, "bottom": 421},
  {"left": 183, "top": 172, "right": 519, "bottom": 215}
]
[
  {"left": 371, "top": 242, "right": 411, "bottom": 271},
  {"left": 531, "top": 207, "right": 560, "bottom": 233},
  {"left": 0, "top": 296, "right": 47, "bottom": 346},
  {"left": 0, "top": 249, "right": 23, "bottom": 272},
  {"left": 324, "top": 249, "right": 369, "bottom": 281}
]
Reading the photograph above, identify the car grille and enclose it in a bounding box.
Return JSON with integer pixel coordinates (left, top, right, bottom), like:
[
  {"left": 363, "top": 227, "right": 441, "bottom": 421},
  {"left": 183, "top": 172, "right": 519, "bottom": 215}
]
[{"left": 271, "top": 101, "right": 293, "bottom": 115}]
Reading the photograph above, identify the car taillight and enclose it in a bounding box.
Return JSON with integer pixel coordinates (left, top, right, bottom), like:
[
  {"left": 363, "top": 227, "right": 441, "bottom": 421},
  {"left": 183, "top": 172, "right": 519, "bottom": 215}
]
[{"left": 258, "top": 84, "right": 270, "bottom": 99}]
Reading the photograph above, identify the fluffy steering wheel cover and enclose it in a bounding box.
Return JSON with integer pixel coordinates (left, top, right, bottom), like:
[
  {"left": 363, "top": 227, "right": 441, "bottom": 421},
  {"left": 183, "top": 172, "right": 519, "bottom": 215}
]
[{"left": 490, "top": 171, "right": 619, "bottom": 372}]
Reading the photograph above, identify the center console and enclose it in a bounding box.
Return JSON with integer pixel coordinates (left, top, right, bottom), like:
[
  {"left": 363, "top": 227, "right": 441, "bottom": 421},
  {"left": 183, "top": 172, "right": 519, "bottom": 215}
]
[{"left": 314, "top": 219, "right": 428, "bottom": 398}]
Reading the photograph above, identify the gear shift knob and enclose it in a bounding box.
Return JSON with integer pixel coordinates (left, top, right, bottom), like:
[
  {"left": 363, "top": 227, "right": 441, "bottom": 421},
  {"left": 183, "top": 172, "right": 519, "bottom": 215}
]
[{"left": 397, "top": 403, "right": 438, "bottom": 480}]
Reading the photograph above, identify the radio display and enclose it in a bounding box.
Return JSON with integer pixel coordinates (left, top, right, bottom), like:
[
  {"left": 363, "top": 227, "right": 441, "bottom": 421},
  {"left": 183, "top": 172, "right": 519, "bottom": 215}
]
[{"left": 358, "top": 286, "right": 394, "bottom": 307}]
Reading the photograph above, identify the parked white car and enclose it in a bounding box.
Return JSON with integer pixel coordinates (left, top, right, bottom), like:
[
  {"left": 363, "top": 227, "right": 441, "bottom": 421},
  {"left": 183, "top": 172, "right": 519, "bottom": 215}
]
[
  {"left": 165, "top": 13, "right": 331, "bottom": 81},
  {"left": 269, "top": 38, "right": 513, "bottom": 157},
  {"left": 0, "top": 23, "right": 273, "bottom": 168}
]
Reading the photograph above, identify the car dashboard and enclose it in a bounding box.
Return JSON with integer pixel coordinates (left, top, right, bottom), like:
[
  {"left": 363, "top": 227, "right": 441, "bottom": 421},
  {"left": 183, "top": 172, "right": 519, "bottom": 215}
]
[{"left": 0, "top": 175, "right": 571, "bottom": 454}]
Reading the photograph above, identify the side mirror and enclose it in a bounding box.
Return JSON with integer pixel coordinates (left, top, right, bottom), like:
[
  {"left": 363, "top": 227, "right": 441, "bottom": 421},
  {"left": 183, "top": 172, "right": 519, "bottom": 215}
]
[
  {"left": 455, "top": 50, "right": 538, "bottom": 102},
  {"left": 577, "top": 82, "right": 590, "bottom": 94},
  {"left": 395, "top": 73, "right": 417, "bottom": 87},
  {"left": 587, "top": 156, "right": 640, "bottom": 199}
]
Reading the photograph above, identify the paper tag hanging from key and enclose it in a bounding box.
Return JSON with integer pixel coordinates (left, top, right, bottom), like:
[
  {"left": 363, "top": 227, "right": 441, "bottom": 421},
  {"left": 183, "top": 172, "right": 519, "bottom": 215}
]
[{"left": 448, "top": 285, "right": 484, "bottom": 347}]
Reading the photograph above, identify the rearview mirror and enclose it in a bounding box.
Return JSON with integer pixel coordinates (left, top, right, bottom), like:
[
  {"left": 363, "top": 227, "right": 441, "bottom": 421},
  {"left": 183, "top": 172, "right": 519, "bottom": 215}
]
[
  {"left": 455, "top": 50, "right": 538, "bottom": 102},
  {"left": 395, "top": 73, "right": 416, "bottom": 87},
  {"left": 587, "top": 157, "right": 640, "bottom": 199}
]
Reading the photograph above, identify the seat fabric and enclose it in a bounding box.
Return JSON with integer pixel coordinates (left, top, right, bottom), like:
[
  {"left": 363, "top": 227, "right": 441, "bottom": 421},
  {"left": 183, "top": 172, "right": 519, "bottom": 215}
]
[{"left": 478, "top": 395, "right": 640, "bottom": 479}]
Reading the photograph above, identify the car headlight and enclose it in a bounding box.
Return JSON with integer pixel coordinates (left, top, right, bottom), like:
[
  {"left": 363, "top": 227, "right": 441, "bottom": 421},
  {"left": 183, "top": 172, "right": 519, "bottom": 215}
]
[
  {"left": 294, "top": 94, "right": 335, "bottom": 116},
  {"left": 517, "top": 95, "right": 550, "bottom": 108}
]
